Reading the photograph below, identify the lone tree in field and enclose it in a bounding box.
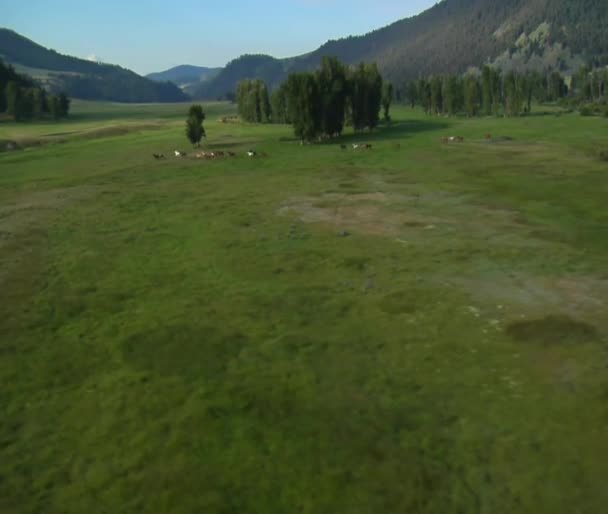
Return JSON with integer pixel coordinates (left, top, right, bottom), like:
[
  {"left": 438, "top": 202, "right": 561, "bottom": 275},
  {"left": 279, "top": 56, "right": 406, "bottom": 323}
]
[{"left": 186, "top": 104, "right": 206, "bottom": 147}]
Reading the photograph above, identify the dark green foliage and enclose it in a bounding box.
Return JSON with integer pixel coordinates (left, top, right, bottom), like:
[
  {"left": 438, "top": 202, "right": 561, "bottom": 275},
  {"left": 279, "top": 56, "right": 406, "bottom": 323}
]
[
  {"left": 185, "top": 104, "right": 206, "bottom": 146},
  {"left": 481, "top": 66, "right": 493, "bottom": 115},
  {"left": 408, "top": 66, "right": 583, "bottom": 117},
  {"left": 548, "top": 71, "right": 567, "bottom": 101},
  {"left": 442, "top": 75, "right": 462, "bottom": 116},
  {"left": 418, "top": 78, "right": 432, "bottom": 114},
  {"left": 381, "top": 82, "right": 393, "bottom": 121},
  {"left": 430, "top": 76, "right": 443, "bottom": 115},
  {"left": 463, "top": 75, "right": 480, "bottom": 116},
  {"left": 188, "top": 104, "right": 205, "bottom": 125},
  {"left": 349, "top": 62, "right": 383, "bottom": 132},
  {"left": 316, "top": 57, "right": 348, "bottom": 136},
  {"left": 286, "top": 72, "right": 322, "bottom": 141},
  {"left": 0, "top": 57, "right": 34, "bottom": 115},
  {"left": 5, "top": 81, "right": 21, "bottom": 118},
  {"left": 504, "top": 71, "right": 523, "bottom": 117},
  {"left": 405, "top": 81, "right": 418, "bottom": 108},
  {"left": 270, "top": 83, "right": 290, "bottom": 124},
  {"left": 236, "top": 80, "right": 271, "bottom": 123},
  {"left": 31, "top": 87, "right": 47, "bottom": 117}
]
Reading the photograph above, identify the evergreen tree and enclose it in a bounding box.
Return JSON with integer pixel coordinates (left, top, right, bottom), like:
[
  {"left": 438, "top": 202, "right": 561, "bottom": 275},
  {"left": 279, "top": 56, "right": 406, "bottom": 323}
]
[
  {"left": 418, "top": 78, "right": 431, "bottom": 114},
  {"left": 286, "top": 72, "right": 322, "bottom": 141},
  {"left": 6, "top": 81, "right": 22, "bottom": 121},
  {"left": 381, "top": 82, "right": 393, "bottom": 121},
  {"left": 32, "top": 88, "right": 47, "bottom": 117},
  {"left": 504, "top": 71, "right": 523, "bottom": 117},
  {"left": 185, "top": 104, "right": 206, "bottom": 147},
  {"left": 442, "top": 75, "right": 461, "bottom": 116},
  {"left": 259, "top": 82, "right": 271, "bottom": 123},
  {"left": 58, "top": 92, "right": 70, "bottom": 117},
  {"left": 349, "top": 63, "right": 382, "bottom": 132},
  {"left": 270, "top": 83, "right": 289, "bottom": 124},
  {"left": 406, "top": 81, "right": 418, "bottom": 108},
  {"left": 481, "top": 65, "right": 493, "bottom": 115},
  {"left": 490, "top": 67, "right": 503, "bottom": 116},
  {"left": 430, "top": 75, "right": 443, "bottom": 114},
  {"left": 316, "top": 56, "right": 348, "bottom": 137},
  {"left": 548, "top": 71, "right": 566, "bottom": 101},
  {"left": 463, "top": 75, "right": 480, "bottom": 116}
]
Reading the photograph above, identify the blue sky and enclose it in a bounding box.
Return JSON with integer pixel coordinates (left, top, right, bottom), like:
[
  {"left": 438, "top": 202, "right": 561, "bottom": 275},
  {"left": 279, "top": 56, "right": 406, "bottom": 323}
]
[{"left": 4, "top": 0, "right": 437, "bottom": 75}]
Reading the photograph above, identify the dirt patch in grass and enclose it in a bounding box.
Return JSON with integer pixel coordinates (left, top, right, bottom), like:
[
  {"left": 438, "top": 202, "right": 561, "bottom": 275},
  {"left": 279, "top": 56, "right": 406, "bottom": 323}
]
[
  {"left": 449, "top": 273, "right": 608, "bottom": 332},
  {"left": 0, "top": 185, "right": 106, "bottom": 287},
  {"left": 506, "top": 315, "right": 599, "bottom": 344},
  {"left": 278, "top": 192, "right": 438, "bottom": 237}
]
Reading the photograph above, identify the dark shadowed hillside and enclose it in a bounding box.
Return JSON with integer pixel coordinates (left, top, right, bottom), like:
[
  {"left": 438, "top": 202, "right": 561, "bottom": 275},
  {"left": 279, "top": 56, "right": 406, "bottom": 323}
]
[
  {"left": 0, "top": 29, "right": 188, "bottom": 103},
  {"left": 193, "top": 54, "right": 288, "bottom": 99},
  {"left": 196, "top": 0, "right": 608, "bottom": 97}
]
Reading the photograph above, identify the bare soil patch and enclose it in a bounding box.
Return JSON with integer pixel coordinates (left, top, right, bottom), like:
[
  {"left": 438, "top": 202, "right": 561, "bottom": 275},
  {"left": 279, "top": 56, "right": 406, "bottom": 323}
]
[{"left": 278, "top": 192, "right": 439, "bottom": 237}]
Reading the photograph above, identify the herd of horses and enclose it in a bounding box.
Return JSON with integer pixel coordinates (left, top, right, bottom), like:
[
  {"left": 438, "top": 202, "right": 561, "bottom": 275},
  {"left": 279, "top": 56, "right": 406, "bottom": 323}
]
[
  {"left": 152, "top": 149, "right": 267, "bottom": 160},
  {"left": 151, "top": 135, "right": 489, "bottom": 161}
]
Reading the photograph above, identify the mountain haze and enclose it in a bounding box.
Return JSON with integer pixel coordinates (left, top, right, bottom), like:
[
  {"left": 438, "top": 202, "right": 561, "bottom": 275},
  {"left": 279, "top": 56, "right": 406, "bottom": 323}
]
[
  {"left": 0, "top": 28, "right": 188, "bottom": 103},
  {"left": 195, "top": 0, "right": 608, "bottom": 98},
  {"left": 146, "top": 65, "right": 221, "bottom": 96}
]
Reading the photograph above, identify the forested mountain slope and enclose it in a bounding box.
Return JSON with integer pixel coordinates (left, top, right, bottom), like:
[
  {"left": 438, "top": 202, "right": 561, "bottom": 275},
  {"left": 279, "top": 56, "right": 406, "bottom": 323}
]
[
  {"left": 0, "top": 29, "right": 188, "bottom": 102},
  {"left": 197, "top": 0, "right": 608, "bottom": 97}
]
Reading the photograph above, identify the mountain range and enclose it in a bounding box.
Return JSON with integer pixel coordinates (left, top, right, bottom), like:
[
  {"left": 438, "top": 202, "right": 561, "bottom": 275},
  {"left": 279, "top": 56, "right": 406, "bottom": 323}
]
[
  {"left": 191, "top": 0, "right": 608, "bottom": 98},
  {"left": 0, "top": 28, "right": 187, "bottom": 103},
  {"left": 2, "top": 0, "right": 607, "bottom": 102}
]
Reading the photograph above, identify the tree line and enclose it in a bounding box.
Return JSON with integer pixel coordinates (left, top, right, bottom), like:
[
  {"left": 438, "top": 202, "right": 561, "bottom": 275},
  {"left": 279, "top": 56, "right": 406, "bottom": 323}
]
[
  {"left": 236, "top": 57, "right": 393, "bottom": 142},
  {"left": 397, "top": 64, "right": 608, "bottom": 117},
  {"left": 1, "top": 58, "right": 70, "bottom": 121},
  {"left": 397, "top": 66, "right": 571, "bottom": 117}
]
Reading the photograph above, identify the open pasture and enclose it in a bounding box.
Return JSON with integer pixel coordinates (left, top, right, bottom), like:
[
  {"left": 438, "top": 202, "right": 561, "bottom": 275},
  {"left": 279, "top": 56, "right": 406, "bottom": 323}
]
[{"left": 1, "top": 101, "right": 607, "bottom": 513}]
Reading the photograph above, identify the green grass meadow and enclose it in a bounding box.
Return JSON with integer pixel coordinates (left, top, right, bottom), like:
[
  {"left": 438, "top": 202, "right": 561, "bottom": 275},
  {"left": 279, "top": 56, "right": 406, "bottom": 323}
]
[{"left": 1, "top": 101, "right": 607, "bottom": 513}]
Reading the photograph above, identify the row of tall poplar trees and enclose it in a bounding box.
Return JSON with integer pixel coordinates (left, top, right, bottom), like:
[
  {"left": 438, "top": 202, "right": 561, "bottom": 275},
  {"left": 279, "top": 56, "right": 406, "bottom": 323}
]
[
  {"left": 236, "top": 57, "right": 392, "bottom": 141},
  {"left": 400, "top": 66, "right": 569, "bottom": 117}
]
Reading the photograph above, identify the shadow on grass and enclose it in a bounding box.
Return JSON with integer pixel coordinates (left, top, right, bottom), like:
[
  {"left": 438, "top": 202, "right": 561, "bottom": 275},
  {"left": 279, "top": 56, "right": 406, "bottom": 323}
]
[{"left": 279, "top": 118, "right": 451, "bottom": 145}]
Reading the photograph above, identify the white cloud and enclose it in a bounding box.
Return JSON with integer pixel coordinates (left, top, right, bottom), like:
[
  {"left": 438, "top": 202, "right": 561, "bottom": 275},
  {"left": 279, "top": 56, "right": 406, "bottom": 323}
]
[{"left": 86, "top": 53, "right": 103, "bottom": 63}]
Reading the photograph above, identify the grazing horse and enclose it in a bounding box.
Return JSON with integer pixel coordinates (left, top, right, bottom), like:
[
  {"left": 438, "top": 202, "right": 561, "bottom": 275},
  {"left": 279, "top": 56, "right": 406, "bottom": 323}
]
[
  {"left": 174, "top": 150, "right": 186, "bottom": 157},
  {"left": 153, "top": 153, "right": 165, "bottom": 160},
  {"left": 340, "top": 144, "right": 347, "bottom": 150},
  {"left": 227, "top": 151, "right": 236, "bottom": 157},
  {"left": 247, "top": 150, "right": 257, "bottom": 157}
]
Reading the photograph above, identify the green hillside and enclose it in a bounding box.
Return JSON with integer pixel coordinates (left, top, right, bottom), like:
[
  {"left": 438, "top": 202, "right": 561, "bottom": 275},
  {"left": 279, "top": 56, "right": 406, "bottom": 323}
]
[
  {"left": 197, "top": 0, "right": 608, "bottom": 97},
  {"left": 193, "top": 54, "right": 287, "bottom": 99},
  {"left": 0, "top": 29, "right": 188, "bottom": 103}
]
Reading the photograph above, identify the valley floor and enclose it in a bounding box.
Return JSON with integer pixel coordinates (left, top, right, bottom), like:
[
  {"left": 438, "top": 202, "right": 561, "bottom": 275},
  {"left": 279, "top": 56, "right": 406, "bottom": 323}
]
[{"left": 1, "top": 102, "right": 607, "bottom": 513}]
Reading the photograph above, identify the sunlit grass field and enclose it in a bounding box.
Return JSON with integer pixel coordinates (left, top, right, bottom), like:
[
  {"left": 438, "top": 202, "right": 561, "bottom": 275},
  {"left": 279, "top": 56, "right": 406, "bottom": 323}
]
[{"left": 1, "top": 101, "right": 607, "bottom": 513}]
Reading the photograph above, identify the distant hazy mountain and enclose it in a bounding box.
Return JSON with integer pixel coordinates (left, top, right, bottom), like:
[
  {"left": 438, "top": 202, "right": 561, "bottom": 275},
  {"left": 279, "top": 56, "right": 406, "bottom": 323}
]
[
  {"left": 0, "top": 28, "right": 188, "bottom": 103},
  {"left": 146, "top": 65, "right": 221, "bottom": 95},
  {"left": 196, "top": 0, "right": 608, "bottom": 98}
]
